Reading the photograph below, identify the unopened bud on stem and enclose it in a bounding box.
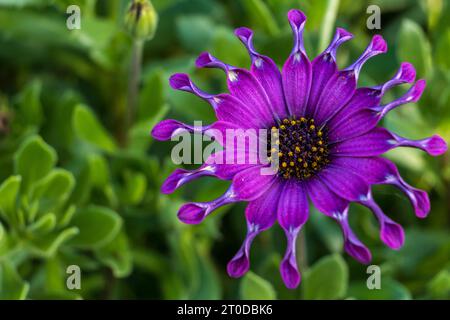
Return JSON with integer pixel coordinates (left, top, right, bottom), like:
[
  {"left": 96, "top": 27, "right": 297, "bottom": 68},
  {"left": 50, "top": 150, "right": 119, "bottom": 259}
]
[{"left": 125, "top": 0, "right": 158, "bottom": 41}]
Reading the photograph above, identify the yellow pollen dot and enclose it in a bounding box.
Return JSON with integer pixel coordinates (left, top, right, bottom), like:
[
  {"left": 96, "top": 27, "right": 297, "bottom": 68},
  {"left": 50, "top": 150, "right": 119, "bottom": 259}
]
[
  {"left": 275, "top": 140, "right": 280, "bottom": 145},
  {"left": 291, "top": 120, "right": 296, "bottom": 125},
  {"left": 312, "top": 147, "right": 318, "bottom": 152},
  {"left": 298, "top": 158, "right": 303, "bottom": 163},
  {"left": 303, "top": 162, "right": 308, "bottom": 168},
  {"left": 282, "top": 162, "right": 287, "bottom": 168},
  {"left": 295, "top": 146, "right": 301, "bottom": 152},
  {"left": 310, "top": 119, "right": 314, "bottom": 123},
  {"left": 288, "top": 151, "right": 293, "bottom": 157},
  {"left": 283, "top": 119, "right": 289, "bottom": 124},
  {"left": 280, "top": 125, "right": 286, "bottom": 130},
  {"left": 318, "top": 131, "right": 323, "bottom": 137},
  {"left": 319, "top": 147, "right": 324, "bottom": 153},
  {"left": 271, "top": 126, "right": 277, "bottom": 131},
  {"left": 278, "top": 152, "right": 283, "bottom": 157},
  {"left": 310, "top": 125, "right": 315, "bottom": 130},
  {"left": 271, "top": 147, "right": 277, "bottom": 153},
  {"left": 290, "top": 161, "right": 295, "bottom": 167},
  {"left": 300, "top": 117, "right": 306, "bottom": 122},
  {"left": 318, "top": 140, "right": 323, "bottom": 145},
  {"left": 312, "top": 162, "right": 317, "bottom": 168}
]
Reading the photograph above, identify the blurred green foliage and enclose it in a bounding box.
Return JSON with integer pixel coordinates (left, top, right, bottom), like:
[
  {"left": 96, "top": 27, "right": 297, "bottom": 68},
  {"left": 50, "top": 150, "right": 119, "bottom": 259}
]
[{"left": 0, "top": 0, "right": 449, "bottom": 300}]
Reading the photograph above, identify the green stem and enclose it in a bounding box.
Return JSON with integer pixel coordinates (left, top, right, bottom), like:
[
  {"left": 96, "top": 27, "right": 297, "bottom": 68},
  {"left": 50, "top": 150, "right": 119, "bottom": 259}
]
[
  {"left": 125, "top": 40, "right": 144, "bottom": 144},
  {"left": 297, "top": 228, "right": 308, "bottom": 272},
  {"left": 318, "top": 0, "right": 340, "bottom": 54}
]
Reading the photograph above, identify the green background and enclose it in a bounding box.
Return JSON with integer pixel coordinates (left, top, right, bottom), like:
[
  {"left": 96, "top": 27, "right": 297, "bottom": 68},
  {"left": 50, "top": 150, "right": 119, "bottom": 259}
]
[{"left": 0, "top": 0, "right": 449, "bottom": 299}]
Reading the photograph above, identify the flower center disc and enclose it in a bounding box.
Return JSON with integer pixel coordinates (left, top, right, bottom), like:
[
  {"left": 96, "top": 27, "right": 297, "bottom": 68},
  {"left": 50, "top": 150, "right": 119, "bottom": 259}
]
[{"left": 267, "top": 117, "right": 330, "bottom": 180}]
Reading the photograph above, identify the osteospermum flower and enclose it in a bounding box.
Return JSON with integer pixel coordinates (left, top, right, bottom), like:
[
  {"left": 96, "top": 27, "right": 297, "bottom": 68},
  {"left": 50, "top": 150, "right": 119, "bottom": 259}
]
[{"left": 152, "top": 9, "right": 447, "bottom": 288}]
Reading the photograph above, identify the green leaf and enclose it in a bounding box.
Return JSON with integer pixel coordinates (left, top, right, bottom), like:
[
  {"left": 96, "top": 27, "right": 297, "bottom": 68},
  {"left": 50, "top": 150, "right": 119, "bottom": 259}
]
[
  {"left": 58, "top": 205, "right": 76, "bottom": 228},
  {"left": 27, "top": 212, "right": 56, "bottom": 235},
  {"left": 121, "top": 170, "right": 147, "bottom": 205},
  {"left": 138, "top": 69, "right": 165, "bottom": 120},
  {"left": 427, "top": 269, "right": 450, "bottom": 299},
  {"left": 69, "top": 206, "right": 122, "bottom": 249},
  {"left": 96, "top": 231, "right": 132, "bottom": 278},
  {"left": 310, "top": 208, "right": 343, "bottom": 253},
  {"left": 175, "top": 15, "right": 215, "bottom": 53},
  {"left": 15, "top": 79, "right": 43, "bottom": 127},
  {"left": 397, "top": 19, "right": 432, "bottom": 78},
  {"left": 435, "top": 28, "right": 450, "bottom": 71},
  {"left": 29, "top": 227, "right": 79, "bottom": 257},
  {"left": 14, "top": 135, "right": 57, "bottom": 191},
  {"left": 348, "top": 279, "right": 412, "bottom": 300},
  {"left": 72, "top": 104, "right": 117, "bottom": 153},
  {"left": 240, "top": 271, "right": 276, "bottom": 300},
  {"left": 0, "top": 261, "right": 30, "bottom": 300},
  {"left": 128, "top": 104, "right": 169, "bottom": 152},
  {"left": 426, "top": 0, "right": 443, "bottom": 30},
  {"left": 303, "top": 254, "right": 349, "bottom": 300},
  {"left": 0, "top": 175, "right": 21, "bottom": 224},
  {"left": 30, "top": 169, "right": 75, "bottom": 216}
]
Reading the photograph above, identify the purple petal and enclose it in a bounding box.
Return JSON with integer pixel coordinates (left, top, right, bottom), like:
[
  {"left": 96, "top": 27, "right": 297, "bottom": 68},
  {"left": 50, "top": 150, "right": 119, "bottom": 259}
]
[
  {"left": 390, "top": 132, "right": 448, "bottom": 156},
  {"left": 371, "top": 79, "right": 426, "bottom": 117},
  {"left": 208, "top": 121, "right": 261, "bottom": 152},
  {"left": 277, "top": 181, "right": 308, "bottom": 289},
  {"left": 328, "top": 62, "right": 416, "bottom": 126},
  {"left": 359, "top": 194, "right": 405, "bottom": 249},
  {"left": 306, "top": 177, "right": 348, "bottom": 217},
  {"left": 161, "top": 167, "right": 215, "bottom": 194},
  {"left": 306, "top": 28, "right": 353, "bottom": 116},
  {"left": 178, "top": 187, "right": 237, "bottom": 224},
  {"left": 280, "top": 228, "right": 301, "bottom": 289},
  {"left": 282, "top": 9, "right": 312, "bottom": 117},
  {"left": 373, "top": 62, "right": 416, "bottom": 94},
  {"left": 334, "top": 208, "right": 372, "bottom": 264},
  {"left": 332, "top": 128, "right": 447, "bottom": 157},
  {"left": 169, "top": 73, "right": 216, "bottom": 108},
  {"left": 235, "top": 27, "right": 289, "bottom": 120},
  {"left": 312, "top": 66, "right": 356, "bottom": 125},
  {"left": 278, "top": 181, "right": 309, "bottom": 228},
  {"left": 313, "top": 35, "right": 387, "bottom": 125},
  {"left": 196, "top": 52, "right": 275, "bottom": 126},
  {"left": 227, "top": 185, "right": 281, "bottom": 278},
  {"left": 332, "top": 157, "right": 431, "bottom": 218},
  {"left": 232, "top": 165, "right": 277, "bottom": 201},
  {"left": 151, "top": 119, "right": 212, "bottom": 141},
  {"left": 344, "top": 35, "right": 387, "bottom": 78},
  {"left": 168, "top": 73, "right": 265, "bottom": 128},
  {"left": 328, "top": 108, "right": 380, "bottom": 143},
  {"left": 330, "top": 127, "right": 395, "bottom": 157},
  {"left": 214, "top": 94, "right": 266, "bottom": 128},
  {"left": 318, "top": 166, "right": 370, "bottom": 201}
]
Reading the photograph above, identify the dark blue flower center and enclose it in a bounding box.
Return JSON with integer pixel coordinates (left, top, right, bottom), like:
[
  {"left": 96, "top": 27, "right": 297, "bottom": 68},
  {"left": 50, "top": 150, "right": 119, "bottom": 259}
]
[{"left": 267, "top": 117, "right": 330, "bottom": 180}]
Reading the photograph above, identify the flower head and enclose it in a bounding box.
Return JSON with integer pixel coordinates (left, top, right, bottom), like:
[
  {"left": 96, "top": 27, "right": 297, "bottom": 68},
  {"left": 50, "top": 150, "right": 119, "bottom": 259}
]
[{"left": 152, "top": 9, "right": 447, "bottom": 289}]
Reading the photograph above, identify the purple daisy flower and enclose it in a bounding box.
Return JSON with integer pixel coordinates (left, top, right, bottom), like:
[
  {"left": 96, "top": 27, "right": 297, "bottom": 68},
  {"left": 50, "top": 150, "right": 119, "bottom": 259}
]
[{"left": 152, "top": 9, "right": 447, "bottom": 289}]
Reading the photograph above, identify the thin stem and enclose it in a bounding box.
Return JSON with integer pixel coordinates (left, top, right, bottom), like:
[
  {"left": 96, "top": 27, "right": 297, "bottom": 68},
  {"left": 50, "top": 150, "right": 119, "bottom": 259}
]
[
  {"left": 125, "top": 39, "right": 144, "bottom": 144},
  {"left": 297, "top": 228, "right": 308, "bottom": 272},
  {"left": 318, "top": 0, "right": 340, "bottom": 54}
]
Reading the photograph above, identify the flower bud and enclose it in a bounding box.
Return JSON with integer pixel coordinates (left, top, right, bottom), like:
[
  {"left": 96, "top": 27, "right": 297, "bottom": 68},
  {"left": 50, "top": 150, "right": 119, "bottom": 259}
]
[{"left": 125, "top": 0, "right": 158, "bottom": 41}]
